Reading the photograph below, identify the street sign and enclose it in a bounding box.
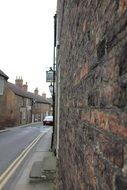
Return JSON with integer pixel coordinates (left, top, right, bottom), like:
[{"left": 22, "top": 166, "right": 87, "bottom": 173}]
[{"left": 46, "top": 70, "right": 53, "bottom": 82}]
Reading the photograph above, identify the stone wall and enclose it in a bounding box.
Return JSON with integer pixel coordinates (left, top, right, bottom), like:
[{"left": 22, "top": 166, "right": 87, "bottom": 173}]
[
  {"left": 57, "top": 0, "right": 127, "bottom": 189},
  {"left": 0, "top": 85, "right": 32, "bottom": 128},
  {"left": 0, "top": 84, "right": 17, "bottom": 129}
]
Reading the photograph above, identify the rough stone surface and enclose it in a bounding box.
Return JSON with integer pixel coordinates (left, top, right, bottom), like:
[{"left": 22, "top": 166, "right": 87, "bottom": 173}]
[{"left": 56, "top": 0, "right": 127, "bottom": 189}]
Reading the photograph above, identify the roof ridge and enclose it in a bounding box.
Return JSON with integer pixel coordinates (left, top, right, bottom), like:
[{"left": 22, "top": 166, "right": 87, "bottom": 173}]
[
  {"left": 0, "top": 70, "right": 9, "bottom": 80},
  {"left": 7, "top": 82, "right": 50, "bottom": 104}
]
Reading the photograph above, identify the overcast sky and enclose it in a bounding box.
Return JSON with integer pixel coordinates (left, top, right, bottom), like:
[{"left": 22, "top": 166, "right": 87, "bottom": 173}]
[{"left": 0, "top": 0, "right": 57, "bottom": 98}]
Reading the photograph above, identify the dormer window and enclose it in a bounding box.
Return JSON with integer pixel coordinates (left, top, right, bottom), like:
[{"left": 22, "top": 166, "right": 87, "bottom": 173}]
[{"left": 0, "top": 76, "right": 4, "bottom": 95}]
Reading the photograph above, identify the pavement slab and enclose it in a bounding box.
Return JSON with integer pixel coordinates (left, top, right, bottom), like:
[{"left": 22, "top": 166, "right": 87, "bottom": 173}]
[{"left": 29, "top": 154, "right": 56, "bottom": 182}]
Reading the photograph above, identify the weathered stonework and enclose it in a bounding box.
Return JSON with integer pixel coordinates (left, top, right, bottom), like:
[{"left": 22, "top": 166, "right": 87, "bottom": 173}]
[
  {"left": 56, "top": 0, "right": 127, "bottom": 189},
  {"left": 0, "top": 81, "right": 51, "bottom": 129}
]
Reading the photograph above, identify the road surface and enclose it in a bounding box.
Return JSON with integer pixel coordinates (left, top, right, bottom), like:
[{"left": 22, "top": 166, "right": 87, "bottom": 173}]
[{"left": 0, "top": 123, "right": 50, "bottom": 176}]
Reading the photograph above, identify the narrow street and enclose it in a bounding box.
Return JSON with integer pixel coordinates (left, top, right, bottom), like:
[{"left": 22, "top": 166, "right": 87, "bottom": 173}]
[
  {"left": 0, "top": 124, "right": 50, "bottom": 176},
  {"left": 8, "top": 128, "right": 54, "bottom": 190}
]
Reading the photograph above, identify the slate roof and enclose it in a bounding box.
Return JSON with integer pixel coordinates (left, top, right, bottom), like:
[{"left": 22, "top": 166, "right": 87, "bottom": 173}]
[
  {"left": 47, "top": 98, "right": 52, "bottom": 104},
  {"left": 7, "top": 82, "right": 50, "bottom": 104},
  {"left": 0, "top": 70, "right": 9, "bottom": 80}
]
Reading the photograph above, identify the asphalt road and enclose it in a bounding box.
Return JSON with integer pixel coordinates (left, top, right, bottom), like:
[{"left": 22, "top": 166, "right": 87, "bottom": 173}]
[{"left": 0, "top": 123, "right": 50, "bottom": 176}]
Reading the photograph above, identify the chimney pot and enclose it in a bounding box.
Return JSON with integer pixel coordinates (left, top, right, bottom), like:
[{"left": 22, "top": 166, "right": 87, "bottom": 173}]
[
  {"left": 42, "top": 92, "right": 46, "bottom": 99},
  {"left": 34, "top": 88, "right": 39, "bottom": 95}
]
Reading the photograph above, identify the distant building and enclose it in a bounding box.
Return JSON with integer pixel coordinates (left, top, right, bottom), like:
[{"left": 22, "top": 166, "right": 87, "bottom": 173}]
[
  {"left": 0, "top": 72, "right": 51, "bottom": 129},
  {"left": 0, "top": 70, "right": 9, "bottom": 95},
  {"left": 0, "top": 70, "right": 9, "bottom": 128}
]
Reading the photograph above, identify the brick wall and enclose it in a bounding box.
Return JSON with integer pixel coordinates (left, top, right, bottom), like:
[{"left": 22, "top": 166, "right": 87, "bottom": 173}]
[{"left": 57, "top": 0, "right": 127, "bottom": 189}]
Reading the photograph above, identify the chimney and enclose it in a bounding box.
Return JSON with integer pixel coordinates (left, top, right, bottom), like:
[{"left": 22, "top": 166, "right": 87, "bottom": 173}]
[
  {"left": 15, "top": 76, "right": 23, "bottom": 88},
  {"left": 42, "top": 92, "right": 46, "bottom": 99},
  {"left": 34, "top": 88, "right": 39, "bottom": 95},
  {"left": 22, "top": 82, "right": 28, "bottom": 92}
]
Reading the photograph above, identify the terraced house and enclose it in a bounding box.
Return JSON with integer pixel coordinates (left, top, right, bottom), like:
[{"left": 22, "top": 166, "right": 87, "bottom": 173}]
[{"left": 0, "top": 70, "right": 51, "bottom": 130}]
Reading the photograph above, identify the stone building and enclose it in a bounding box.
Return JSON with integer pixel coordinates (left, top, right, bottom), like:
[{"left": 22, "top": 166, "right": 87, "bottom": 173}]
[
  {"left": 0, "top": 72, "right": 51, "bottom": 129},
  {"left": 0, "top": 70, "right": 9, "bottom": 128},
  {"left": 56, "top": 0, "right": 127, "bottom": 189}
]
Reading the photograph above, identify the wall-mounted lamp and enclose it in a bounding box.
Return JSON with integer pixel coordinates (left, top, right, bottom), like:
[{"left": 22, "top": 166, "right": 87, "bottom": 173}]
[{"left": 49, "top": 83, "right": 53, "bottom": 96}]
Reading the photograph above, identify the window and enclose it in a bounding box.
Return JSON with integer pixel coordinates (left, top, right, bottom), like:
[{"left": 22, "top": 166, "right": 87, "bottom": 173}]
[{"left": 0, "top": 76, "right": 4, "bottom": 95}]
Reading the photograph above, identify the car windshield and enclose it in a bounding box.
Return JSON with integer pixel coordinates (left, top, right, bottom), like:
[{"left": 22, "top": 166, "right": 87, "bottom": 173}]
[{"left": 44, "top": 116, "right": 53, "bottom": 121}]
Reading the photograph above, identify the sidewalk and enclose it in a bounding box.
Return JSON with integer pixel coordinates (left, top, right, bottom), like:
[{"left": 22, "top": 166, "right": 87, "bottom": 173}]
[{"left": 8, "top": 129, "right": 56, "bottom": 190}]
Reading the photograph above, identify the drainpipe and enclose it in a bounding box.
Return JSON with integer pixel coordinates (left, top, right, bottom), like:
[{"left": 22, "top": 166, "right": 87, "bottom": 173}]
[
  {"left": 56, "top": 64, "right": 60, "bottom": 158},
  {"left": 51, "top": 14, "right": 57, "bottom": 153}
]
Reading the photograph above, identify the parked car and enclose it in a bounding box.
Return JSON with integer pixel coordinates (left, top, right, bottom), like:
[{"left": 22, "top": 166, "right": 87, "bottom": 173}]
[{"left": 43, "top": 115, "right": 53, "bottom": 126}]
